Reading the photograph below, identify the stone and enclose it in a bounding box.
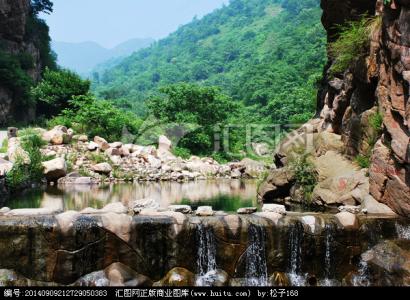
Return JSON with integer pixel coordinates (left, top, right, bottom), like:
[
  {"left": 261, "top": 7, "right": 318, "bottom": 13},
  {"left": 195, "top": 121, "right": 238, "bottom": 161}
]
[
  {"left": 314, "top": 131, "right": 344, "bottom": 155},
  {"left": 313, "top": 151, "right": 359, "bottom": 181},
  {"left": 239, "top": 158, "right": 266, "bottom": 178},
  {"left": 361, "top": 195, "right": 396, "bottom": 215},
  {"left": 154, "top": 268, "right": 195, "bottom": 287},
  {"left": 262, "top": 204, "right": 286, "bottom": 215},
  {"left": 254, "top": 212, "right": 282, "bottom": 225},
  {"left": 92, "top": 162, "right": 112, "bottom": 174},
  {"left": 335, "top": 212, "right": 359, "bottom": 229},
  {"left": 168, "top": 205, "right": 192, "bottom": 214},
  {"left": 109, "top": 142, "right": 123, "bottom": 149},
  {"left": 77, "top": 135, "right": 88, "bottom": 142},
  {"left": 104, "top": 262, "right": 153, "bottom": 287},
  {"left": 269, "top": 272, "right": 290, "bottom": 286},
  {"left": 338, "top": 205, "right": 361, "bottom": 214},
  {"left": 94, "top": 136, "right": 110, "bottom": 151},
  {"left": 42, "top": 158, "right": 67, "bottom": 182},
  {"left": 196, "top": 206, "right": 214, "bottom": 216},
  {"left": 42, "top": 126, "right": 72, "bottom": 145},
  {"left": 87, "top": 141, "right": 99, "bottom": 151},
  {"left": 186, "top": 158, "right": 218, "bottom": 176},
  {"left": 105, "top": 147, "right": 121, "bottom": 157},
  {"left": 257, "top": 168, "right": 295, "bottom": 202},
  {"left": 101, "top": 212, "right": 132, "bottom": 242},
  {"left": 237, "top": 207, "right": 257, "bottom": 214},
  {"left": 55, "top": 211, "right": 81, "bottom": 234},
  {"left": 7, "top": 137, "right": 30, "bottom": 164},
  {"left": 361, "top": 240, "right": 410, "bottom": 285},
  {"left": 158, "top": 135, "right": 172, "bottom": 152},
  {"left": 101, "top": 202, "right": 128, "bottom": 214},
  {"left": 5, "top": 207, "right": 62, "bottom": 216},
  {"left": 0, "top": 207, "right": 10, "bottom": 214},
  {"left": 130, "top": 198, "right": 160, "bottom": 214},
  {"left": 312, "top": 170, "right": 369, "bottom": 206},
  {"left": 7, "top": 127, "right": 18, "bottom": 138},
  {"left": 0, "top": 158, "right": 13, "bottom": 176}
]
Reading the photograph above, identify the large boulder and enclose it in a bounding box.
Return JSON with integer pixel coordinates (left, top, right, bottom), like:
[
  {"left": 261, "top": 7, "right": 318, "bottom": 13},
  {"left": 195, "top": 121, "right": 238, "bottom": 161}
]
[
  {"left": 0, "top": 158, "right": 13, "bottom": 176},
  {"left": 257, "top": 168, "right": 295, "bottom": 202},
  {"left": 94, "top": 136, "right": 110, "bottom": 151},
  {"left": 186, "top": 157, "right": 218, "bottom": 176},
  {"left": 7, "top": 137, "right": 30, "bottom": 164},
  {"left": 335, "top": 211, "right": 359, "bottom": 229},
  {"left": 314, "top": 131, "right": 344, "bottom": 156},
  {"left": 42, "top": 126, "right": 72, "bottom": 145},
  {"left": 361, "top": 195, "right": 396, "bottom": 215},
  {"left": 239, "top": 158, "right": 266, "bottom": 178},
  {"left": 312, "top": 170, "right": 369, "bottom": 206},
  {"left": 42, "top": 158, "right": 67, "bottom": 182},
  {"left": 92, "top": 162, "right": 112, "bottom": 174}
]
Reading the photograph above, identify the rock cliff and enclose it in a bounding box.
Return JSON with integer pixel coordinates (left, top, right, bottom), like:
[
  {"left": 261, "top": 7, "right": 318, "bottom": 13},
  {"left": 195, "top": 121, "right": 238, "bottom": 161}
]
[
  {"left": 317, "top": 0, "right": 410, "bottom": 217},
  {"left": 0, "top": 0, "right": 46, "bottom": 125},
  {"left": 260, "top": 0, "right": 409, "bottom": 218}
]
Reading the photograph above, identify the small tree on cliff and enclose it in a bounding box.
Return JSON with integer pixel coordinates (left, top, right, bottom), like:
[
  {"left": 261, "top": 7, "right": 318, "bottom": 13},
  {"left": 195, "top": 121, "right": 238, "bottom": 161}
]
[{"left": 31, "top": 0, "right": 53, "bottom": 15}]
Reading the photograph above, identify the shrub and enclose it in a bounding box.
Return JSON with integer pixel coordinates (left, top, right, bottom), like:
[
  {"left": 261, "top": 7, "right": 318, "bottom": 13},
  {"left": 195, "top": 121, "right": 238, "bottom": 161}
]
[
  {"left": 48, "top": 95, "right": 142, "bottom": 142},
  {"left": 288, "top": 150, "right": 318, "bottom": 203},
  {"left": 0, "top": 139, "right": 8, "bottom": 154},
  {"left": 31, "top": 68, "right": 90, "bottom": 117},
  {"left": 329, "top": 16, "right": 381, "bottom": 74},
  {"left": 172, "top": 147, "right": 191, "bottom": 159},
  {"left": 6, "top": 133, "right": 46, "bottom": 190}
]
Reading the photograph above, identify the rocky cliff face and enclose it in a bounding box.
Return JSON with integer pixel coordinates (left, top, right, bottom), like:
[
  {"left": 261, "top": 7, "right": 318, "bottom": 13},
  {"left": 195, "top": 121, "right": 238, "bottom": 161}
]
[
  {"left": 0, "top": 0, "right": 42, "bottom": 124},
  {"left": 317, "top": 0, "right": 410, "bottom": 217}
]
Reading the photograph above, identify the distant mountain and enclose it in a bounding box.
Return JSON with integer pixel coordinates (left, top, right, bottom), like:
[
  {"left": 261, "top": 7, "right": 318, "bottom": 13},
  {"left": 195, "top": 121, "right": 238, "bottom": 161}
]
[
  {"left": 93, "top": 0, "right": 326, "bottom": 123},
  {"left": 52, "top": 38, "right": 154, "bottom": 76}
]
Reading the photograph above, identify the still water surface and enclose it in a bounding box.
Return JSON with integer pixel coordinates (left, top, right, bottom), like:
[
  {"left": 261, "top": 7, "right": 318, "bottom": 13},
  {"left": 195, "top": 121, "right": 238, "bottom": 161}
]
[{"left": 7, "top": 180, "right": 259, "bottom": 212}]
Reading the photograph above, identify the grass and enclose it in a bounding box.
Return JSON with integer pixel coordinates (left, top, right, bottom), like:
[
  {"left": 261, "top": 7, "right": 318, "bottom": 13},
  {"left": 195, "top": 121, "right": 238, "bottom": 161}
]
[
  {"left": 87, "top": 152, "right": 108, "bottom": 164},
  {"left": 369, "top": 111, "right": 383, "bottom": 134},
  {"left": 329, "top": 16, "right": 382, "bottom": 74},
  {"left": 355, "top": 154, "right": 371, "bottom": 169}
]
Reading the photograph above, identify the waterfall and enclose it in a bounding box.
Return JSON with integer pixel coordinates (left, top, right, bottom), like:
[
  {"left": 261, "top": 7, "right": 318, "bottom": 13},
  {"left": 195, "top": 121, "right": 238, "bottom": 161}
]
[
  {"left": 287, "top": 222, "right": 306, "bottom": 286},
  {"left": 319, "top": 223, "right": 340, "bottom": 286},
  {"left": 395, "top": 223, "right": 410, "bottom": 240},
  {"left": 245, "top": 224, "right": 268, "bottom": 286},
  {"left": 351, "top": 260, "right": 371, "bottom": 287},
  {"left": 196, "top": 223, "right": 217, "bottom": 286}
]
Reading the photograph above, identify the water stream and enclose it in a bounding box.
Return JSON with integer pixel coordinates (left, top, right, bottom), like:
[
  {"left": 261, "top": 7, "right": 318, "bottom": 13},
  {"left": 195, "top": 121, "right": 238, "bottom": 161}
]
[
  {"left": 195, "top": 223, "right": 217, "bottom": 286},
  {"left": 245, "top": 224, "right": 268, "bottom": 286},
  {"left": 287, "top": 222, "right": 306, "bottom": 286}
]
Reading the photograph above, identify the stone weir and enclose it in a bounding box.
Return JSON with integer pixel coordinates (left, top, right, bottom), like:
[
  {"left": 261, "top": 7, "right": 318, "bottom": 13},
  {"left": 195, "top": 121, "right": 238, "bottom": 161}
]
[{"left": 0, "top": 210, "right": 409, "bottom": 286}]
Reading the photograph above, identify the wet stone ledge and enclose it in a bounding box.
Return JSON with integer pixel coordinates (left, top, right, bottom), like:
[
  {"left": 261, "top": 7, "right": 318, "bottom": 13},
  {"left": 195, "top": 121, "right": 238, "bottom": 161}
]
[{"left": 0, "top": 209, "right": 408, "bottom": 286}]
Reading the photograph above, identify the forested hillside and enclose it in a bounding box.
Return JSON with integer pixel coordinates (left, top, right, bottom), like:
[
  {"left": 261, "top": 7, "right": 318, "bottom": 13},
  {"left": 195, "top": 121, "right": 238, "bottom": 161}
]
[{"left": 94, "top": 0, "right": 326, "bottom": 124}]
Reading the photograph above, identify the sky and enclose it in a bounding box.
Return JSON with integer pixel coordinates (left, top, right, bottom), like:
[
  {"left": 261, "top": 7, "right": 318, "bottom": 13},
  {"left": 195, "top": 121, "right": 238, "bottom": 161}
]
[{"left": 43, "top": 0, "right": 229, "bottom": 49}]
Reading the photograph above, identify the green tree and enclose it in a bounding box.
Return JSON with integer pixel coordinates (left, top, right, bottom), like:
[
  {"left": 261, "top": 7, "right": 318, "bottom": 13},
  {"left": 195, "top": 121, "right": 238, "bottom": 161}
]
[
  {"left": 31, "top": 68, "right": 90, "bottom": 117},
  {"left": 147, "top": 83, "right": 238, "bottom": 155},
  {"left": 31, "top": 0, "right": 53, "bottom": 15}
]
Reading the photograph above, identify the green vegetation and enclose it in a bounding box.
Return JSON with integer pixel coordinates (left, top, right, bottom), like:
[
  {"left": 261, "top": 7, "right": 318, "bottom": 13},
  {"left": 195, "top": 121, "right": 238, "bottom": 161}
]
[
  {"left": 94, "top": 0, "right": 326, "bottom": 127},
  {"left": 355, "top": 154, "right": 370, "bottom": 169},
  {"left": 6, "top": 133, "right": 46, "bottom": 190},
  {"left": 48, "top": 95, "right": 142, "bottom": 142},
  {"left": 31, "top": 68, "right": 91, "bottom": 117},
  {"left": 0, "top": 139, "right": 8, "bottom": 154},
  {"left": 147, "top": 83, "right": 239, "bottom": 156},
  {"left": 329, "top": 16, "right": 381, "bottom": 74},
  {"left": 369, "top": 111, "right": 383, "bottom": 134},
  {"left": 288, "top": 149, "right": 318, "bottom": 203}
]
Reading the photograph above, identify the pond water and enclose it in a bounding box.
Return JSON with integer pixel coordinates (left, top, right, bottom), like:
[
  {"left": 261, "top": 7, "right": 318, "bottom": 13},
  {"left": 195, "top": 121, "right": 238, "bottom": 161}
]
[{"left": 6, "top": 179, "right": 259, "bottom": 212}]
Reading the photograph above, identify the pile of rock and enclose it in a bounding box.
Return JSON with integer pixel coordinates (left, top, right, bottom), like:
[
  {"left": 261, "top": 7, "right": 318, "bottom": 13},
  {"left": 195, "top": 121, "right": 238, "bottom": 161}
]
[{"left": 39, "top": 128, "right": 268, "bottom": 183}]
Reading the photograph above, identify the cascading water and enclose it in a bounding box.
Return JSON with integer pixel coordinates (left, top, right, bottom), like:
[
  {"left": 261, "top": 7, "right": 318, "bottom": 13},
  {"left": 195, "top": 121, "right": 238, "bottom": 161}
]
[
  {"left": 245, "top": 224, "right": 268, "bottom": 286},
  {"left": 287, "top": 222, "right": 306, "bottom": 286},
  {"left": 351, "top": 260, "right": 371, "bottom": 286},
  {"left": 395, "top": 223, "right": 410, "bottom": 240},
  {"left": 319, "top": 223, "right": 339, "bottom": 286},
  {"left": 195, "top": 223, "right": 217, "bottom": 286}
]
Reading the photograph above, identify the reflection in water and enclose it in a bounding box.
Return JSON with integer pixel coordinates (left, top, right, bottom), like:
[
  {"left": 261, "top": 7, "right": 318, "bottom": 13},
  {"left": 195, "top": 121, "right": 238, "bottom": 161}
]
[{"left": 7, "top": 180, "right": 258, "bottom": 212}]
